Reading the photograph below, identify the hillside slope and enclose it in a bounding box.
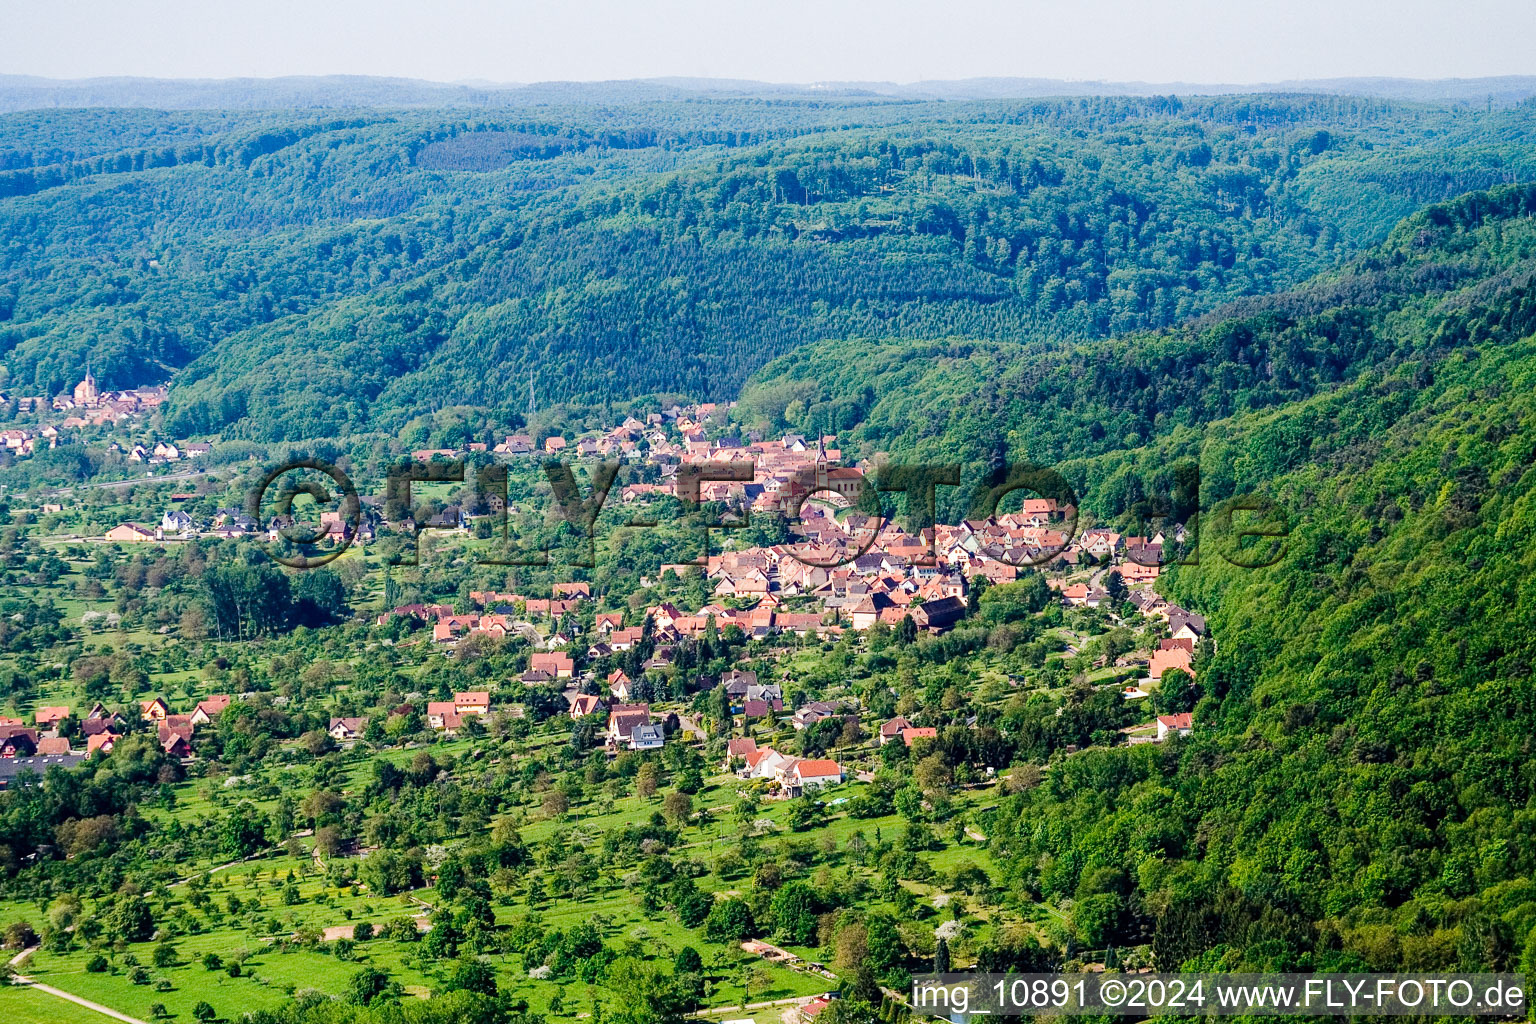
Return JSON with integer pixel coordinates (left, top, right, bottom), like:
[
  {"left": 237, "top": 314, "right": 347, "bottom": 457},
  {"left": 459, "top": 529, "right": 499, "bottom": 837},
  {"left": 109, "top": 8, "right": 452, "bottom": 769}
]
[
  {"left": 1020, "top": 191, "right": 1536, "bottom": 971},
  {"left": 5, "top": 97, "right": 1536, "bottom": 440},
  {"left": 741, "top": 184, "right": 1536, "bottom": 518},
  {"left": 750, "top": 184, "right": 1536, "bottom": 970}
]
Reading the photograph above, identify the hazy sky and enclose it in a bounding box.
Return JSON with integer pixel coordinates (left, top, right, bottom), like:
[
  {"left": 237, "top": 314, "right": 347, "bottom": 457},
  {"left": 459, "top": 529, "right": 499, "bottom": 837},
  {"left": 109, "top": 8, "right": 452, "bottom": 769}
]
[{"left": 5, "top": 0, "right": 1534, "bottom": 84}]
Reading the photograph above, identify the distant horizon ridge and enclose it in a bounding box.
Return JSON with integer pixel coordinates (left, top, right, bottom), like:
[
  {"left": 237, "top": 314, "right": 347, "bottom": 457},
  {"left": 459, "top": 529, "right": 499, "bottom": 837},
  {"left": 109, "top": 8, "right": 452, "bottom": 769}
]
[{"left": 2, "top": 71, "right": 1535, "bottom": 112}]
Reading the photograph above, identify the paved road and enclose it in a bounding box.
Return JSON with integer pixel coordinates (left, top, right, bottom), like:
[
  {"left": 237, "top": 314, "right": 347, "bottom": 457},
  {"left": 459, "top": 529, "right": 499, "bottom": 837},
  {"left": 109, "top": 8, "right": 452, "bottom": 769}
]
[{"left": 40, "top": 468, "right": 207, "bottom": 496}]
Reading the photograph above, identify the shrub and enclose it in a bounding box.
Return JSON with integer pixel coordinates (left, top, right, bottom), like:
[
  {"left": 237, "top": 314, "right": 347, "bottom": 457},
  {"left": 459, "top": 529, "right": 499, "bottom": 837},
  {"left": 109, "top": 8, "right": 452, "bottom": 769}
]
[
  {"left": 86, "top": 954, "right": 109, "bottom": 973},
  {"left": 2, "top": 920, "right": 37, "bottom": 951}
]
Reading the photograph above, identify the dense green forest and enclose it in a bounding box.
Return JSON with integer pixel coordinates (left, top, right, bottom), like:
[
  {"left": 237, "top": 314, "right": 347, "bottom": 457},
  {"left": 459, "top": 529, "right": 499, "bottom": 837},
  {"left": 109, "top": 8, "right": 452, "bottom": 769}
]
[
  {"left": 4, "top": 96, "right": 1536, "bottom": 440},
  {"left": 756, "top": 183, "right": 1536, "bottom": 972},
  {"left": 1021, "top": 188, "right": 1536, "bottom": 972},
  {"left": 738, "top": 182, "right": 1536, "bottom": 515}
]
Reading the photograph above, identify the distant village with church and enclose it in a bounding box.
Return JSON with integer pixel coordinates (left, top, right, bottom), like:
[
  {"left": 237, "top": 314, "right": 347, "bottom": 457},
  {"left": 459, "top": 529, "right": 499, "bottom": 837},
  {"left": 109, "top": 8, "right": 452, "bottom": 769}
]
[{"left": 0, "top": 364, "right": 169, "bottom": 456}]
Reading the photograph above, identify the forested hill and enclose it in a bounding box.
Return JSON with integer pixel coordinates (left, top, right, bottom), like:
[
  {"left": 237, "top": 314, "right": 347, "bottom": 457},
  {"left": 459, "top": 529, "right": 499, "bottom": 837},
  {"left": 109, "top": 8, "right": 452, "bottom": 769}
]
[
  {"left": 738, "top": 183, "right": 1536, "bottom": 520},
  {"left": 3, "top": 95, "right": 1536, "bottom": 440},
  {"left": 745, "top": 183, "right": 1536, "bottom": 971},
  {"left": 1013, "top": 185, "right": 1536, "bottom": 972}
]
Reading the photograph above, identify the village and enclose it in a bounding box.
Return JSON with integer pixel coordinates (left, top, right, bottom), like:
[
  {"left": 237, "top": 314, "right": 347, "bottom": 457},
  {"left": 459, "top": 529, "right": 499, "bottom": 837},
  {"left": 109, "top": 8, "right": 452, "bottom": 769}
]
[
  {"left": 4, "top": 395, "right": 1209, "bottom": 816},
  {"left": 0, "top": 367, "right": 174, "bottom": 458}
]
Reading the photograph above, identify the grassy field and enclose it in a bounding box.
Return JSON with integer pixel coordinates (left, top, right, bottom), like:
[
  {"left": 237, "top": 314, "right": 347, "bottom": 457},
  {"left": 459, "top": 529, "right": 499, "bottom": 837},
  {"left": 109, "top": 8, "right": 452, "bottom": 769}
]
[
  {"left": 0, "top": 491, "right": 1041, "bottom": 1022},
  {"left": 8, "top": 758, "right": 1007, "bottom": 1022},
  {"left": 0, "top": 984, "right": 122, "bottom": 1024}
]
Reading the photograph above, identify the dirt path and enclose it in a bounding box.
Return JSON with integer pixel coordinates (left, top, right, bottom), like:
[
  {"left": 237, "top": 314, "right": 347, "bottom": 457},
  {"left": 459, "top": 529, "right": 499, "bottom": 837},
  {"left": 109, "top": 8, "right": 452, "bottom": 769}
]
[
  {"left": 9, "top": 946, "right": 151, "bottom": 1024},
  {"left": 321, "top": 914, "right": 429, "bottom": 941},
  {"left": 16, "top": 980, "right": 152, "bottom": 1024},
  {"left": 701, "top": 994, "right": 821, "bottom": 1014}
]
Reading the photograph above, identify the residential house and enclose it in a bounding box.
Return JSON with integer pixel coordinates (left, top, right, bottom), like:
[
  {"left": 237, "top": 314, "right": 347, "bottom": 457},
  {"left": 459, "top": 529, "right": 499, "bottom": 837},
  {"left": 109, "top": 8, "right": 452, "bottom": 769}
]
[
  {"left": 81, "top": 716, "right": 121, "bottom": 738},
  {"left": 781, "top": 758, "right": 844, "bottom": 795},
  {"left": 426, "top": 701, "right": 463, "bottom": 730},
  {"left": 607, "top": 703, "right": 651, "bottom": 746},
  {"left": 328, "top": 717, "right": 369, "bottom": 742},
  {"left": 189, "top": 695, "right": 232, "bottom": 727},
  {"left": 1120, "top": 560, "right": 1161, "bottom": 584},
  {"left": 848, "top": 593, "right": 894, "bottom": 630},
  {"left": 140, "top": 697, "right": 170, "bottom": 722},
  {"left": 745, "top": 682, "right": 784, "bottom": 704},
  {"left": 723, "top": 737, "right": 758, "bottom": 770},
  {"left": 1168, "top": 609, "right": 1207, "bottom": 643},
  {"left": 878, "top": 717, "right": 911, "bottom": 746},
  {"left": 531, "top": 652, "right": 574, "bottom": 678},
  {"left": 1156, "top": 713, "right": 1193, "bottom": 741},
  {"left": 34, "top": 706, "right": 70, "bottom": 729},
  {"left": 106, "top": 523, "right": 158, "bottom": 543},
  {"left": 629, "top": 723, "right": 665, "bottom": 750},
  {"left": 1148, "top": 646, "right": 1195, "bottom": 681},
  {"left": 454, "top": 691, "right": 491, "bottom": 715},
  {"left": 722, "top": 669, "right": 757, "bottom": 699},
  {"left": 569, "top": 694, "right": 604, "bottom": 720},
  {"left": 902, "top": 727, "right": 939, "bottom": 747},
  {"left": 158, "top": 719, "right": 193, "bottom": 757},
  {"left": 0, "top": 726, "right": 39, "bottom": 756},
  {"left": 160, "top": 509, "right": 196, "bottom": 534},
  {"left": 792, "top": 701, "right": 851, "bottom": 730},
  {"left": 740, "top": 746, "right": 796, "bottom": 781}
]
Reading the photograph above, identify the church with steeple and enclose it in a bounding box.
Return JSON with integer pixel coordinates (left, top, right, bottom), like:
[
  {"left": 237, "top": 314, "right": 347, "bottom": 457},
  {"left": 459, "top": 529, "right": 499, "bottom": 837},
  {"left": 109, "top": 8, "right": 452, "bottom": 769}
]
[{"left": 72, "top": 363, "right": 99, "bottom": 406}]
